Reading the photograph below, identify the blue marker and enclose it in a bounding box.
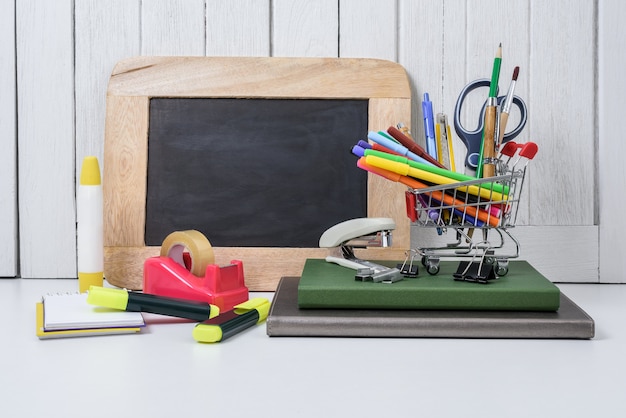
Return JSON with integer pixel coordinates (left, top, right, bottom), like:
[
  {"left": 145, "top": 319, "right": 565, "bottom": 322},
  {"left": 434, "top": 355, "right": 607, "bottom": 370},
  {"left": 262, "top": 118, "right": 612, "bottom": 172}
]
[
  {"left": 367, "top": 131, "right": 434, "bottom": 166},
  {"left": 422, "top": 93, "right": 437, "bottom": 160}
]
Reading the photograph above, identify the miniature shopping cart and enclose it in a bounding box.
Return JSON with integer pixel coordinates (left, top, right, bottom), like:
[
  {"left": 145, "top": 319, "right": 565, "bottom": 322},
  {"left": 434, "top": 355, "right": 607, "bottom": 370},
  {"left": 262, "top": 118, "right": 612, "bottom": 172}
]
[{"left": 405, "top": 142, "right": 537, "bottom": 283}]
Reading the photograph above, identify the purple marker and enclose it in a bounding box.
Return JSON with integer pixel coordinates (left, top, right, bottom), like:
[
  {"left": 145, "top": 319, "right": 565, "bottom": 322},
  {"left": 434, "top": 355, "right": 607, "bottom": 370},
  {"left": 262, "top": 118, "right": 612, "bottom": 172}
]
[{"left": 351, "top": 145, "right": 366, "bottom": 158}]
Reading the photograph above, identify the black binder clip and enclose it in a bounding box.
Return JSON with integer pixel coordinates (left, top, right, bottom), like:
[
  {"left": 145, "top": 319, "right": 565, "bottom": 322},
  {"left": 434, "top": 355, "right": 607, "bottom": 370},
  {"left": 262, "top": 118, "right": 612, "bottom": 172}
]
[
  {"left": 397, "top": 249, "right": 419, "bottom": 278},
  {"left": 453, "top": 260, "right": 496, "bottom": 284}
]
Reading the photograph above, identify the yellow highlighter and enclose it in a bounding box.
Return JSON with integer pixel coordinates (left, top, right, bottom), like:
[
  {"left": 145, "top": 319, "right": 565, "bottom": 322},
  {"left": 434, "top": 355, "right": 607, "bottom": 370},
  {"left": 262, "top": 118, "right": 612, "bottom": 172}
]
[
  {"left": 87, "top": 286, "right": 220, "bottom": 321},
  {"left": 364, "top": 155, "right": 507, "bottom": 201},
  {"left": 193, "top": 298, "right": 270, "bottom": 343}
]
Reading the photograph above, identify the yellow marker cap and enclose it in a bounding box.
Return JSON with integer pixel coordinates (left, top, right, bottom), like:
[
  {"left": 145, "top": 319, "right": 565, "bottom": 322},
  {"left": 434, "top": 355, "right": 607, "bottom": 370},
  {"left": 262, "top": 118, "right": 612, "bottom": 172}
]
[
  {"left": 192, "top": 324, "right": 223, "bottom": 343},
  {"left": 234, "top": 298, "right": 271, "bottom": 323},
  {"left": 87, "top": 286, "right": 129, "bottom": 310},
  {"left": 80, "top": 156, "right": 101, "bottom": 186}
]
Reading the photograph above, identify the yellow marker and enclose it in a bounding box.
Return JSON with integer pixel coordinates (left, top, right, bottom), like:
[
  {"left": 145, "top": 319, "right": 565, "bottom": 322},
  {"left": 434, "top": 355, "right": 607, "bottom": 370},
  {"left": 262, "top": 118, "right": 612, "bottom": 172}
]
[
  {"left": 193, "top": 298, "right": 271, "bottom": 343},
  {"left": 87, "top": 286, "right": 220, "bottom": 321},
  {"left": 77, "top": 156, "right": 103, "bottom": 293},
  {"left": 364, "top": 155, "right": 507, "bottom": 201}
]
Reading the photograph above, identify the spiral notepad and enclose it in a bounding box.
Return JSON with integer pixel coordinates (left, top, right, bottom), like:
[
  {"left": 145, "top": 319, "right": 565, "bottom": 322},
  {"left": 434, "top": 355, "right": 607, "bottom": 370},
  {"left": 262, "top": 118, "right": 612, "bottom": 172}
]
[{"left": 36, "top": 292, "right": 144, "bottom": 339}]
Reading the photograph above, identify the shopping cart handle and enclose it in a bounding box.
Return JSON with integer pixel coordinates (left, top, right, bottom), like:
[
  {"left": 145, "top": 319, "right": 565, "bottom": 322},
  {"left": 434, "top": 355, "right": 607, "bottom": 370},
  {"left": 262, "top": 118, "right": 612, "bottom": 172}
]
[
  {"left": 500, "top": 141, "right": 521, "bottom": 158},
  {"left": 519, "top": 142, "right": 538, "bottom": 159},
  {"left": 499, "top": 141, "right": 538, "bottom": 160}
]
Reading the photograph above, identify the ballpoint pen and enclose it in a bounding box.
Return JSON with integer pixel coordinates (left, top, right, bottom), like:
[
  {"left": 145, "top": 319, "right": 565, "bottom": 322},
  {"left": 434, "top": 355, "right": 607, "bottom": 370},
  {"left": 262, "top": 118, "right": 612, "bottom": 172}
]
[{"left": 422, "top": 93, "right": 438, "bottom": 160}]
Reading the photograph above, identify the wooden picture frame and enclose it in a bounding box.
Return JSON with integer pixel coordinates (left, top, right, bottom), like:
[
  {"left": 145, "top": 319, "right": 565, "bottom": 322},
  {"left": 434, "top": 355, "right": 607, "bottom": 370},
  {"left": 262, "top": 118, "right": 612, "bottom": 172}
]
[{"left": 103, "top": 56, "right": 411, "bottom": 291}]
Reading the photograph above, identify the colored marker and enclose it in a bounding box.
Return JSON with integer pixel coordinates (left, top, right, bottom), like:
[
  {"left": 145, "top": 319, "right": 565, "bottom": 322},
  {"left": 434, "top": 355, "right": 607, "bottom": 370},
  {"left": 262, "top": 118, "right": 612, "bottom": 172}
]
[
  {"left": 386, "top": 126, "right": 445, "bottom": 168},
  {"left": 367, "top": 131, "right": 433, "bottom": 165},
  {"left": 193, "top": 298, "right": 270, "bottom": 343},
  {"left": 351, "top": 145, "right": 366, "bottom": 158},
  {"left": 425, "top": 197, "right": 486, "bottom": 227},
  {"left": 422, "top": 93, "right": 437, "bottom": 160},
  {"left": 363, "top": 155, "right": 508, "bottom": 201},
  {"left": 362, "top": 149, "right": 509, "bottom": 195},
  {"left": 354, "top": 140, "right": 403, "bottom": 157},
  {"left": 87, "top": 286, "right": 220, "bottom": 321},
  {"left": 77, "top": 156, "right": 103, "bottom": 293},
  {"left": 356, "top": 159, "right": 499, "bottom": 227}
]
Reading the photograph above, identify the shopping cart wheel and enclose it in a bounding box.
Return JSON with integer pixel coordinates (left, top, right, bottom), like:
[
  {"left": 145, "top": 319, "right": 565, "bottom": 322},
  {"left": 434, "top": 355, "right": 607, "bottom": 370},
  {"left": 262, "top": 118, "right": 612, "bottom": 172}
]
[
  {"left": 424, "top": 258, "right": 440, "bottom": 275},
  {"left": 495, "top": 259, "right": 509, "bottom": 276},
  {"left": 426, "top": 264, "right": 440, "bottom": 275}
]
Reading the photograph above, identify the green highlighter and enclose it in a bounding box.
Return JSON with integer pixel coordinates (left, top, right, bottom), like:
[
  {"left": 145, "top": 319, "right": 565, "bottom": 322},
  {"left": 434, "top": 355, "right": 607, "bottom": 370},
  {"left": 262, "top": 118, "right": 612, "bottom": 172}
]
[{"left": 193, "top": 298, "right": 271, "bottom": 343}]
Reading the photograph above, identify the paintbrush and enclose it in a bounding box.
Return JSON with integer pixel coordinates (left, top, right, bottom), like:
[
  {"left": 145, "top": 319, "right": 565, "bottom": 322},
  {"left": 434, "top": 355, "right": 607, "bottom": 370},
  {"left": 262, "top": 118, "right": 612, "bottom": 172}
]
[{"left": 498, "top": 66, "right": 520, "bottom": 148}]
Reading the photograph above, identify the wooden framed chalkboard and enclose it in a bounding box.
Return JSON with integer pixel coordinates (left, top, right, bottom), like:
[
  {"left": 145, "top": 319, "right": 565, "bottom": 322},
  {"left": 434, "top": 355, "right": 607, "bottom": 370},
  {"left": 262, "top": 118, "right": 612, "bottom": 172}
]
[{"left": 103, "top": 57, "right": 411, "bottom": 291}]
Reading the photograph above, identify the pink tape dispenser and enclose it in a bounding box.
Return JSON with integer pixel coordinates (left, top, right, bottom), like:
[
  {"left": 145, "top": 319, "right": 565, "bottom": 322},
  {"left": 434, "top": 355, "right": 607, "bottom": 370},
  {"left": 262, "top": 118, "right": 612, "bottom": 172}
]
[{"left": 143, "top": 230, "right": 249, "bottom": 311}]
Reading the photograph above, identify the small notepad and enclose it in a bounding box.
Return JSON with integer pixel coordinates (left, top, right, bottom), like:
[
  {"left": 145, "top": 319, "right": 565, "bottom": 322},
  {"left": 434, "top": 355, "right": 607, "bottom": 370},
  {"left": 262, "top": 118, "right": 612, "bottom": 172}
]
[{"left": 41, "top": 292, "right": 144, "bottom": 331}]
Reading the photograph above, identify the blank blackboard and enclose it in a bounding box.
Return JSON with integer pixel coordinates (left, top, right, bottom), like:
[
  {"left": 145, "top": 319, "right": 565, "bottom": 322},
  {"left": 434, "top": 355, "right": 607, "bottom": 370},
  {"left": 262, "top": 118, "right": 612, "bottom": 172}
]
[{"left": 145, "top": 98, "right": 368, "bottom": 247}]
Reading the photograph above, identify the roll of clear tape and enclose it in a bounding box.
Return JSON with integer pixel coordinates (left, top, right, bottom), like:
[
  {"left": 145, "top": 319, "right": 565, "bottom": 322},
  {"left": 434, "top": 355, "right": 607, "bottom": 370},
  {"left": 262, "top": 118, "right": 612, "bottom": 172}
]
[{"left": 160, "top": 230, "right": 215, "bottom": 277}]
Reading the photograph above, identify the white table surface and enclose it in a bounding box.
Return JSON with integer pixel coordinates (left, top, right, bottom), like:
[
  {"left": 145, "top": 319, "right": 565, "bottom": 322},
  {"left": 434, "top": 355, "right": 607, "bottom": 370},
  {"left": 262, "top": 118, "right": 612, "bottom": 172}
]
[{"left": 1, "top": 278, "right": 624, "bottom": 418}]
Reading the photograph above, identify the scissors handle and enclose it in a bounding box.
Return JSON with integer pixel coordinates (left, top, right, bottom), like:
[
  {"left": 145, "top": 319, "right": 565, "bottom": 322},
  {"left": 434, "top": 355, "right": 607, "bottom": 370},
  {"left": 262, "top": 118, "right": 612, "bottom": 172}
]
[
  {"left": 454, "top": 79, "right": 527, "bottom": 170},
  {"left": 454, "top": 79, "right": 489, "bottom": 169}
]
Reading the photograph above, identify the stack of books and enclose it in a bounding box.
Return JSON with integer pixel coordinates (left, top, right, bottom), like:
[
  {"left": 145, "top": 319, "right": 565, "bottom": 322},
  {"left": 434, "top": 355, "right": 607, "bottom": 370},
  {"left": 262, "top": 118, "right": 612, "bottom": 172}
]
[{"left": 266, "top": 260, "right": 595, "bottom": 339}]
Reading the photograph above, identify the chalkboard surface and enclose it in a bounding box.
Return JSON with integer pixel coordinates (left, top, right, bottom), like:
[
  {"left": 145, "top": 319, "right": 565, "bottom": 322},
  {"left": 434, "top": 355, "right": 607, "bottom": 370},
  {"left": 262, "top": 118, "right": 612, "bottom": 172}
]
[{"left": 145, "top": 98, "right": 368, "bottom": 247}]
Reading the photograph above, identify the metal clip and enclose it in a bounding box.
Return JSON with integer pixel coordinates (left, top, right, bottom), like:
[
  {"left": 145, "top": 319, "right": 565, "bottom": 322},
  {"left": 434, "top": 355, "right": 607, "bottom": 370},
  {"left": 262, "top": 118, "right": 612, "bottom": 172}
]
[
  {"left": 397, "top": 249, "right": 419, "bottom": 278},
  {"left": 355, "top": 267, "right": 404, "bottom": 283}
]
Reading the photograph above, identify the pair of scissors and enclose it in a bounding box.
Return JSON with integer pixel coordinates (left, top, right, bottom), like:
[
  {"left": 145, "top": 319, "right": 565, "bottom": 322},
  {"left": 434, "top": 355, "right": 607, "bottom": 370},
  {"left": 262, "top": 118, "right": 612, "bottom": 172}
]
[{"left": 453, "top": 78, "right": 527, "bottom": 173}]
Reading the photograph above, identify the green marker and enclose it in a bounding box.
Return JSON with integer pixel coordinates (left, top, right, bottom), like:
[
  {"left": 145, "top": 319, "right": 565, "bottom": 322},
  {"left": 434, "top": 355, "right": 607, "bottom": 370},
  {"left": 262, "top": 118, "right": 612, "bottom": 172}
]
[{"left": 363, "top": 149, "right": 509, "bottom": 195}]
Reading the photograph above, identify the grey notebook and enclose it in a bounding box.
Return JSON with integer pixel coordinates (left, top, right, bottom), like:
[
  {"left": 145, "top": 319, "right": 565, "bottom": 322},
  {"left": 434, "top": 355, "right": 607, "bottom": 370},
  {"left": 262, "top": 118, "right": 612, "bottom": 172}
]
[{"left": 266, "top": 277, "right": 595, "bottom": 339}]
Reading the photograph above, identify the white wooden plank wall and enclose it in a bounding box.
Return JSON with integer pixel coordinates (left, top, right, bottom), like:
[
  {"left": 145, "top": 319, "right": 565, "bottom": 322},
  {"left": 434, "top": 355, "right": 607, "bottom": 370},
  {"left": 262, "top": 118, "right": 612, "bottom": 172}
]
[
  {"left": 206, "top": 0, "right": 270, "bottom": 56},
  {"left": 75, "top": 0, "right": 141, "bottom": 183},
  {"left": 273, "top": 0, "right": 338, "bottom": 57},
  {"left": 599, "top": 0, "right": 626, "bottom": 283},
  {"left": 16, "top": 0, "right": 76, "bottom": 278},
  {"left": 2, "top": 0, "right": 615, "bottom": 282},
  {"left": 0, "top": 0, "right": 17, "bottom": 277},
  {"left": 142, "top": 0, "right": 206, "bottom": 56}
]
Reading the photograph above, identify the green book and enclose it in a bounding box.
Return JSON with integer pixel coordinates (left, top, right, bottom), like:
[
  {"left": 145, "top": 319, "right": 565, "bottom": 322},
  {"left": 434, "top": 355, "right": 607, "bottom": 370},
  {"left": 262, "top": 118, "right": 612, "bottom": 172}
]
[{"left": 297, "top": 259, "right": 560, "bottom": 311}]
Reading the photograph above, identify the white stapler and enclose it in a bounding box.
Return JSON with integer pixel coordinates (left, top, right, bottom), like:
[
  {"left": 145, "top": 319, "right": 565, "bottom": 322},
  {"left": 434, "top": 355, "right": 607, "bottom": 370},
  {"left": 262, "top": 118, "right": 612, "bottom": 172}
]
[{"left": 319, "top": 218, "right": 403, "bottom": 283}]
